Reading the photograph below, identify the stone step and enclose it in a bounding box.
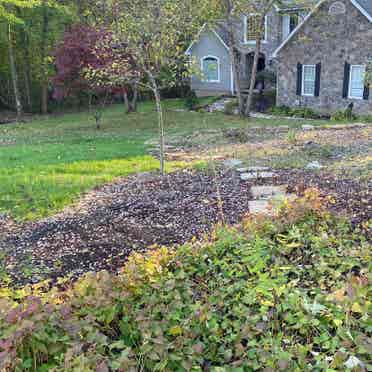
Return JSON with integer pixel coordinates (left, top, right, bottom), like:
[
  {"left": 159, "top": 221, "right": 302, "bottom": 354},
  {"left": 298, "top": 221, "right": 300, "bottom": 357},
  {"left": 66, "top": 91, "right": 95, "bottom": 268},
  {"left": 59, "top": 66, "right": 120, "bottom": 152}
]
[
  {"left": 236, "top": 166, "right": 269, "bottom": 173},
  {"left": 240, "top": 171, "right": 275, "bottom": 181},
  {"left": 248, "top": 200, "right": 271, "bottom": 214},
  {"left": 251, "top": 185, "right": 287, "bottom": 200}
]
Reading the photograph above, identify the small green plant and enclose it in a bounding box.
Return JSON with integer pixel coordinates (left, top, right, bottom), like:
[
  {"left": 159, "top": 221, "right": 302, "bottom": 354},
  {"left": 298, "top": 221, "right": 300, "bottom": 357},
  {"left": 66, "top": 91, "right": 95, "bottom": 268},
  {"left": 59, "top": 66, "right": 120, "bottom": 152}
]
[
  {"left": 291, "top": 107, "right": 320, "bottom": 119},
  {"left": 269, "top": 106, "right": 321, "bottom": 119},
  {"left": 286, "top": 129, "right": 298, "bottom": 145},
  {"left": 269, "top": 105, "right": 292, "bottom": 116},
  {"left": 184, "top": 90, "right": 199, "bottom": 110},
  {"left": 360, "top": 114, "right": 372, "bottom": 123}
]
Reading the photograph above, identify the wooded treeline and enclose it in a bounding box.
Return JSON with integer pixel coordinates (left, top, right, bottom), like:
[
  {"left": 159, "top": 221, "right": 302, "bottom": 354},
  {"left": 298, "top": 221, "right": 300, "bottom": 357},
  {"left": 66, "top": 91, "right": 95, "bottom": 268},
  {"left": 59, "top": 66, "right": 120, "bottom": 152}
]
[
  {"left": 0, "top": 0, "right": 212, "bottom": 118},
  {"left": 1, "top": 0, "right": 282, "bottom": 122}
]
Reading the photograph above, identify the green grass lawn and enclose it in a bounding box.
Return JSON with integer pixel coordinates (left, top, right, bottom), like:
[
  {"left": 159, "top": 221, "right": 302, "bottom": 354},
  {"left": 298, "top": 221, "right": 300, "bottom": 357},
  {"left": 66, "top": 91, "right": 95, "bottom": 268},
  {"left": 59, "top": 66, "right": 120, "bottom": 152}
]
[{"left": 0, "top": 98, "right": 335, "bottom": 220}]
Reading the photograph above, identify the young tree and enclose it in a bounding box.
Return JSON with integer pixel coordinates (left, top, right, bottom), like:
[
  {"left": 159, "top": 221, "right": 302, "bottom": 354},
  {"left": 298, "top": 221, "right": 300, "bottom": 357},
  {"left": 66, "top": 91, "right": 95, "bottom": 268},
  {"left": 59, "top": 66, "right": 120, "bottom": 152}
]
[
  {"left": 244, "top": 0, "right": 277, "bottom": 117},
  {"left": 111, "top": 0, "right": 198, "bottom": 175}
]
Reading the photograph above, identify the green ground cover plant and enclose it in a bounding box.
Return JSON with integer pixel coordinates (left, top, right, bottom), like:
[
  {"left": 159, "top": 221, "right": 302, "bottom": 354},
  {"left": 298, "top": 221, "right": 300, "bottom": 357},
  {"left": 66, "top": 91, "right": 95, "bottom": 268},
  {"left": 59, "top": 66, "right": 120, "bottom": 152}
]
[
  {"left": 0, "top": 99, "right": 335, "bottom": 221},
  {"left": 0, "top": 190, "right": 370, "bottom": 371}
]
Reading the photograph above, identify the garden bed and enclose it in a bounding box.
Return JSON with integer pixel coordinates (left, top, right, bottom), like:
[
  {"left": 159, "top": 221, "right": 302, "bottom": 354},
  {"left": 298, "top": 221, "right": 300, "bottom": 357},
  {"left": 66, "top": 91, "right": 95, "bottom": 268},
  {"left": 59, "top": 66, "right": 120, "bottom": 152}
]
[{"left": 0, "top": 167, "right": 370, "bottom": 287}]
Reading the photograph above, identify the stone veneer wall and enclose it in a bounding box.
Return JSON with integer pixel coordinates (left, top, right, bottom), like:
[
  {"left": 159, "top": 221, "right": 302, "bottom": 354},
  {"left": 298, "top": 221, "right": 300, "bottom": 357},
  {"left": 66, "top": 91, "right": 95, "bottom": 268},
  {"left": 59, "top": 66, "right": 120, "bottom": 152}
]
[{"left": 276, "top": 0, "right": 372, "bottom": 114}]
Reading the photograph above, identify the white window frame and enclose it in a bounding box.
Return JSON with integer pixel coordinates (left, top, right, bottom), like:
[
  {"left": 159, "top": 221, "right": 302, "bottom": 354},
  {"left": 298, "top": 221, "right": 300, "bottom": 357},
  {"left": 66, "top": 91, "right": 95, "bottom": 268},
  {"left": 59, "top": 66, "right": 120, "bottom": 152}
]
[
  {"left": 302, "top": 64, "right": 316, "bottom": 97},
  {"left": 348, "top": 65, "right": 366, "bottom": 100},
  {"left": 282, "top": 13, "right": 299, "bottom": 41},
  {"left": 244, "top": 14, "right": 268, "bottom": 44},
  {"left": 201, "top": 55, "right": 221, "bottom": 83}
]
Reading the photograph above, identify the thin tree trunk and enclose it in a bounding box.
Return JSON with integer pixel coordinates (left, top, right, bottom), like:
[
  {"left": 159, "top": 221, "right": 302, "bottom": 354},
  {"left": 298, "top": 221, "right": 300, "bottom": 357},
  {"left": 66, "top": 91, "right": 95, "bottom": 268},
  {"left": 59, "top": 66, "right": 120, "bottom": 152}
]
[
  {"left": 40, "top": 0, "right": 49, "bottom": 115},
  {"left": 123, "top": 88, "right": 130, "bottom": 113},
  {"left": 244, "top": 16, "right": 264, "bottom": 117},
  {"left": 16, "top": 7, "right": 32, "bottom": 111},
  {"left": 149, "top": 74, "right": 165, "bottom": 176},
  {"left": 131, "top": 82, "right": 138, "bottom": 112},
  {"left": 7, "top": 23, "right": 22, "bottom": 121},
  {"left": 245, "top": 0, "right": 276, "bottom": 117},
  {"left": 22, "top": 31, "right": 32, "bottom": 110},
  {"left": 224, "top": 0, "right": 244, "bottom": 115}
]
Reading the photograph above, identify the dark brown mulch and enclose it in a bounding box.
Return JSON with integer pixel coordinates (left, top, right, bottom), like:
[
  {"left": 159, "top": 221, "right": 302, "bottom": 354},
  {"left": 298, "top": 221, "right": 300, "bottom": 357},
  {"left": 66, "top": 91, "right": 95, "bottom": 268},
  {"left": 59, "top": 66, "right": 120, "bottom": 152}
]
[
  {"left": 0, "top": 169, "right": 252, "bottom": 286},
  {"left": 0, "top": 168, "right": 370, "bottom": 287},
  {"left": 273, "top": 169, "right": 371, "bottom": 227}
]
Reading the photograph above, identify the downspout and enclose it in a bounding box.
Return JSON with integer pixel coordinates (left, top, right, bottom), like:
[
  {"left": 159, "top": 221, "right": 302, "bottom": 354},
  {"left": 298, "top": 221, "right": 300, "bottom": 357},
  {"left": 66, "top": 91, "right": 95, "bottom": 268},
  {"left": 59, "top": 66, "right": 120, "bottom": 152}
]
[{"left": 230, "top": 63, "right": 234, "bottom": 95}]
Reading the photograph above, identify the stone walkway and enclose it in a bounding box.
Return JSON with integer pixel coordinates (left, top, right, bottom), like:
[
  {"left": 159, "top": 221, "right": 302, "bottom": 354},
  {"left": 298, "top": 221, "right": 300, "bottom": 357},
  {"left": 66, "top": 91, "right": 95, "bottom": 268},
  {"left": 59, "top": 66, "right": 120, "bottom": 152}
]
[{"left": 223, "top": 160, "right": 295, "bottom": 214}]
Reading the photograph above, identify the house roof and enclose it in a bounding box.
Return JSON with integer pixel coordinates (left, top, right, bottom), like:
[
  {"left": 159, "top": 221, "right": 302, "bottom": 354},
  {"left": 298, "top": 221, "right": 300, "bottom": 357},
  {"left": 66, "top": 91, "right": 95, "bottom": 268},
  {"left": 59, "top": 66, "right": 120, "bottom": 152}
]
[
  {"left": 185, "top": 23, "right": 230, "bottom": 55},
  {"left": 352, "top": 0, "right": 372, "bottom": 21},
  {"left": 273, "top": 0, "right": 372, "bottom": 58}
]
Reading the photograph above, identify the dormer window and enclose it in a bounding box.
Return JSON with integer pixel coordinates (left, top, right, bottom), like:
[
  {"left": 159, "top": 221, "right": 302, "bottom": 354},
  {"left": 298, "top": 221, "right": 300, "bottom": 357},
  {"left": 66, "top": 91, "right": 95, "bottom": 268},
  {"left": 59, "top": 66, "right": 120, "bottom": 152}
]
[
  {"left": 244, "top": 14, "right": 267, "bottom": 44},
  {"left": 282, "top": 13, "right": 299, "bottom": 40}
]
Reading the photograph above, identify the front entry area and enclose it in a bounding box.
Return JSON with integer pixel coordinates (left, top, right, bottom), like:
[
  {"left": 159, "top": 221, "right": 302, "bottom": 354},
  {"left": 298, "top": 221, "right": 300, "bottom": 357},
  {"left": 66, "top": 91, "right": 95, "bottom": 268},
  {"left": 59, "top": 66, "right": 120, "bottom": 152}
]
[{"left": 246, "top": 52, "right": 266, "bottom": 89}]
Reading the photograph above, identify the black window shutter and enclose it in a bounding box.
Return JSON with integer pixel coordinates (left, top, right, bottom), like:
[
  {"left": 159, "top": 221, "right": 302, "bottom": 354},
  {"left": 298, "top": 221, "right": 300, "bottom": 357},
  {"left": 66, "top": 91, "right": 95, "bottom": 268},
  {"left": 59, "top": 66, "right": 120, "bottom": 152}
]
[
  {"left": 342, "top": 62, "right": 350, "bottom": 99},
  {"left": 315, "top": 63, "right": 321, "bottom": 97},
  {"left": 296, "top": 63, "right": 303, "bottom": 96},
  {"left": 363, "top": 84, "right": 370, "bottom": 100}
]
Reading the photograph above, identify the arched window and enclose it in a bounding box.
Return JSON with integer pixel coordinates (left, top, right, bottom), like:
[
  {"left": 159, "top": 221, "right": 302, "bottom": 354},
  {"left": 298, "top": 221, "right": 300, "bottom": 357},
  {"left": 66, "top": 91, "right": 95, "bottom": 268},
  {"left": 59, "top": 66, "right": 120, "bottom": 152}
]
[
  {"left": 201, "top": 56, "right": 220, "bottom": 82},
  {"left": 329, "top": 1, "right": 346, "bottom": 15}
]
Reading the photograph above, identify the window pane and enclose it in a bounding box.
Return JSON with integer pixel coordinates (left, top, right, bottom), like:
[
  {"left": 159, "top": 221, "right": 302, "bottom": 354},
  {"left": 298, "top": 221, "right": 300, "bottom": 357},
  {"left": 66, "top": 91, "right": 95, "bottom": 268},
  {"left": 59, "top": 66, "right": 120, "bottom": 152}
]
[
  {"left": 350, "top": 66, "right": 365, "bottom": 98},
  {"left": 290, "top": 14, "right": 298, "bottom": 32},
  {"left": 247, "top": 15, "right": 265, "bottom": 41},
  {"left": 303, "top": 65, "right": 315, "bottom": 95},
  {"left": 203, "top": 58, "right": 218, "bottom": 81}
]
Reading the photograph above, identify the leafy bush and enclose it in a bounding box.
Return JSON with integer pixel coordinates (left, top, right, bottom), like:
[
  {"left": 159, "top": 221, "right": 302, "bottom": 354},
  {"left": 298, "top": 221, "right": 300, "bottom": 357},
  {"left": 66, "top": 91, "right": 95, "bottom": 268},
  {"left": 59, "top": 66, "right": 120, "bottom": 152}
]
[
  {"left": 184, "top": 90, "right": 199, "bottom": 111},
  {"left": 224, "top": 99, "right": 238, "bottom": 115},
  {"left": 0, "top": 190, "right": 370, "bottom": 371},
  {"left": 331, "top": 109, "right": 357, "bottom": 122},
  {"left": 269, "top": 105, "right": 292, "bottom": 116},
  {"left": 290, "top": 107, "right": 321, "bottom": 119},
  {"left": 269, "top": 106, "right": 321, "bottom": 119},
  {"left": 360, "top": 114, "right": 372, "bottom": 123}
]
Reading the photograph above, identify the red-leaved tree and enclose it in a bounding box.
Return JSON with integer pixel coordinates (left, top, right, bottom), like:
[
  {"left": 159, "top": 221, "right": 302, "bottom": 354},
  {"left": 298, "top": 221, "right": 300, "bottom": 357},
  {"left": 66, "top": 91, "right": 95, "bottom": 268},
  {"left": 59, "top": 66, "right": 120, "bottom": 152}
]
[{"left": 52, "top": 24, "right": 139, "bottom": 128}]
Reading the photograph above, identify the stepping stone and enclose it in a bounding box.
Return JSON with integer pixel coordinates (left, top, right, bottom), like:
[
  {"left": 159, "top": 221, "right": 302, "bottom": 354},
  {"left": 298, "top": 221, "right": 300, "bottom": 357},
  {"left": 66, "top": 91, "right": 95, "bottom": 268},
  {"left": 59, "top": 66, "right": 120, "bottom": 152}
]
[
  {"left": 251, "top": 186, "right": 287, "bottom": 199},
  {"left": 236, "top": 167, "right": 268, "bottom": 173},
  {"left": 247, "top": 166, "right": 269, "bottom": 172},
  {"left": 248, "top": 200, "right": 271, "bottom": 214},
  {"left": 240, "top": 171, "right": 275, "bottom": 181},
  {"left": 306, "top": 161, "right": 323, "bottom": 170},
  {"left": 302, "top": 124, "right": 315, "bottom": 131},
  {"left": 223, "top": 159, "right": 243, "bottom": 168}
]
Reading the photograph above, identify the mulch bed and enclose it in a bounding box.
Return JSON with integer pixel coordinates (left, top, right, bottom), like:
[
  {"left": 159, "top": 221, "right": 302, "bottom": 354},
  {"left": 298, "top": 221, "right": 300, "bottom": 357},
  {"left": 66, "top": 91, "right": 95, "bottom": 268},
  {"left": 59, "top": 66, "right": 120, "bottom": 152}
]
[
  {"left": 273, "top": 169, "right": 371, "bottom": 227},
  {"left": 0, "top": 169, "right": 252, "bottom": 286},
  {"left": 0, "top": 168, "right": 370, "bottom": 287}
]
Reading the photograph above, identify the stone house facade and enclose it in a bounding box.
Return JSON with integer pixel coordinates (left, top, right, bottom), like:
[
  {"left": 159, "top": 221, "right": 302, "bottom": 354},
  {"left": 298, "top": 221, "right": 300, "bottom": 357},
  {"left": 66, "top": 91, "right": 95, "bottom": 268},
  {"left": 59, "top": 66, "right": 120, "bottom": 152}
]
[
  {"left": 187, "top": 0, "right": 372, "bottom": 114},
  {"left": 274, "top": 0, "right": 372, "bottom": 114},
  {"left": 186, "top": 2, "right": 313, "bottom": 96}
]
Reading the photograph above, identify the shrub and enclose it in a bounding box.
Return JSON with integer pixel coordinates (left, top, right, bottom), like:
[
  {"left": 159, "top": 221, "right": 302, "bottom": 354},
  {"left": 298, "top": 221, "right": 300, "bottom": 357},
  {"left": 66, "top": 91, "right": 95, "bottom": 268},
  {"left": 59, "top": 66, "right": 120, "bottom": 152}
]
[
  {"left": 331, "top": 109, "right": 357, "bottom": 121},
  {"left": 184, "top": 90, "right": 199, "bottom": 110},
  {"left": 290, "top": 107, "right": 321, "bottom": 119},
  {"left": 269, "top": 105, "right": 292, "bottom": 116},
  {"left": 0, "top": 191, "right": 370, "bottom": 371},
  {"left": 269, "top": 106, "right": 321, "bottom": 119},
  {"left": 224, "top": 99, "right": 238, "bottom": 115},
  {"left": 358, "top": 114, "right": 372, "bottom": 123}
]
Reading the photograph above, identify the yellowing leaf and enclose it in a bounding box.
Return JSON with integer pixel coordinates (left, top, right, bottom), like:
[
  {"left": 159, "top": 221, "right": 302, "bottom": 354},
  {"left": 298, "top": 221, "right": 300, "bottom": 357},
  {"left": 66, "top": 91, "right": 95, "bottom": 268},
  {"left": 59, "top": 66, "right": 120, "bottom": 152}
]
[
  {"left": 351, "top": 302, "right": 363, "bottom": 313},
  {"left": 169, "top": 326, "right": 183, "bottom": 336}
]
